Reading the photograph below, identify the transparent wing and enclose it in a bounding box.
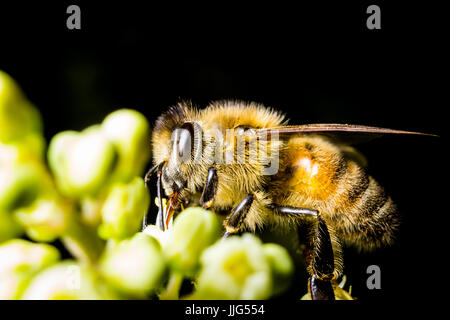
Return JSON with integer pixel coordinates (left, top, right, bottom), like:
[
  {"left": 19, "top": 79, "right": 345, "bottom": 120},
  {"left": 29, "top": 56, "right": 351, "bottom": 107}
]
[{"left": 255, "top": 124, "right": 437, "bottom": 144}]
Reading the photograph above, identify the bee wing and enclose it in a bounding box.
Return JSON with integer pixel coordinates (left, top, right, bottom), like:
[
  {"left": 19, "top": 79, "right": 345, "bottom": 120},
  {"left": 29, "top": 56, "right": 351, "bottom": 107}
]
[{"left": 256, "top": 124, "right": 437, "bottom": 145}]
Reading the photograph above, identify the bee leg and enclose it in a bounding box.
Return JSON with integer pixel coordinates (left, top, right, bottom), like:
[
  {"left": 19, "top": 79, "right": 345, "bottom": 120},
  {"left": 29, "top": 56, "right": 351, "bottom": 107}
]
[
  {"left": 155, "top": 168, "right": 165, "bottom": 230},
  {"left": 277, "top": 206, "right": 336, "bottom": 300},
  {"left": 142, "top": 162, "right": 165, "bottom": 230},
  {"left": 308, "top": 214, "right": 336, "bottom": 300},
  {"left": 223, "top": 194, "right": 254, "bottom": 238},
  {"left": 200, "top": 167, "right": 218, "bottom": 209}
]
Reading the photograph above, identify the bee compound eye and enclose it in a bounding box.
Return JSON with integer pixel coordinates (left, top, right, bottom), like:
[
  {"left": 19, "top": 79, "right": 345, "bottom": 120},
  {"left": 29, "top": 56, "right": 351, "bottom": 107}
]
[{"left": 176, "top": 126, "right": 193, "bottom": 161}]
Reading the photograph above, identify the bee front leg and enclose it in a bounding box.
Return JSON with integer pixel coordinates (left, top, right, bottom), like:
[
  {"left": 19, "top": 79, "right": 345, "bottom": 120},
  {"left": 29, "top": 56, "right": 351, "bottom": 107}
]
[
  {"left": 142, "top": 162, "right": 165, "bottom": 230},
  {"left": 277, "top": 206, "right": 336, "bottom": 300},
  {"left": 223, "top": 194, "right": 254, "bottom": 238},
  {"left": 199, "top": 169, "right": 255, "bottom": 238},
  {"left": 200, "top": 167, "right": 218, "bottom": 209}
]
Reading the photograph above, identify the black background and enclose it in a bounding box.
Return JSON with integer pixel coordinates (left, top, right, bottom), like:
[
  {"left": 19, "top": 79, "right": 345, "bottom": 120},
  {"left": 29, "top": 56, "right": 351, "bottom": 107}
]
[{"left": 0, "top": 1, "right": 446, "bottom": 304}]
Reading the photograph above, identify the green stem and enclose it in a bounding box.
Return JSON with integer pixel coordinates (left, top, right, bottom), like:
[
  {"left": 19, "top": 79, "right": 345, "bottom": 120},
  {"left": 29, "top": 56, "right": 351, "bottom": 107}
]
[
  {"left": 159, "top": 271, "right": 184, "bottom": 300},
  {"left": 61, "top": 216, "right": 105, "bottom": 264}
]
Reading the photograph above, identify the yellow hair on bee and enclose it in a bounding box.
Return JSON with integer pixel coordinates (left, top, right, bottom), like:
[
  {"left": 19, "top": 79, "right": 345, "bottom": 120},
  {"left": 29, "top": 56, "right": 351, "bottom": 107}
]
[
  {"left": 150, "top": 100, "right": 403, "bottom": 291},
  {"left": 199, "top": 100, "right": 286, "bottom": 132},
  {"left": 152, "top": 101, "right": 199, "bottom": 164},
  {"left": 151, "top": 99, "right": 286, "bottom": 208},
  {"left": 198, "top": 101, "right": 286, "bottom": 227},
  {"left": 270, "top": 134, "right": 399, "bottom": 253}
]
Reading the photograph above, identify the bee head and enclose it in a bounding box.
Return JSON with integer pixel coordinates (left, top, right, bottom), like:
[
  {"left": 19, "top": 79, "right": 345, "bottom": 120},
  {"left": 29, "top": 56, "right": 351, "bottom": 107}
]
[
  {"left": 151, "top": 103, "right": 204, "bottom": 197},
  {"left": 161, "top": 121, "right": 203, "bottom": 196}
]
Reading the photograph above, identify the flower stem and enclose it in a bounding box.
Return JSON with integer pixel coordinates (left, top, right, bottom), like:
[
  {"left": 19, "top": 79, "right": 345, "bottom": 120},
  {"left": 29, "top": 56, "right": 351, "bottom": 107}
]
[
  {"left": 61, "top": 216, "right": 105, "bottom": 264},
  {"left": 159, "top": 271, "right": 184, "bottom": 300}
]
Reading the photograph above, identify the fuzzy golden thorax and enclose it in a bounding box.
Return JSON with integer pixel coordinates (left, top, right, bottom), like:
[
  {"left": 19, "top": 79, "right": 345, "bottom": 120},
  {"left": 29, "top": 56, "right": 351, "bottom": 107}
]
[{"left": 151, "top": 100, "right": 286, "bottom": 205}]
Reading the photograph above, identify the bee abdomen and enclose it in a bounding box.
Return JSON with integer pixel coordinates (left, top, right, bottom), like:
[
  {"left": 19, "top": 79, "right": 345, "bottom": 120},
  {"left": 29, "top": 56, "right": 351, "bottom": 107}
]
[
  {"left": 357, "top": 176, "right": 388, "bottom": 217},
  {"left": 335, "top": 173, "right": 400, "bottom": 250}
]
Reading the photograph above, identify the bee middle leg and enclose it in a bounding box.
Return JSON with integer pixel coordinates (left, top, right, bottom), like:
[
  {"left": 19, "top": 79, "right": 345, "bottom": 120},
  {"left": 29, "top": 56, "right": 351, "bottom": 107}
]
[
  {"left": 198, "top": 169, "right": 258, "bottom": 238},
  {"left": 200, "top": 167, "right": 218, "bottom": 209},
  {"left": 222, "top": 194, "right": 254, "bottom": 238},
  {"left": 277, "top": 206, "right": 336, "bottom": 300}
]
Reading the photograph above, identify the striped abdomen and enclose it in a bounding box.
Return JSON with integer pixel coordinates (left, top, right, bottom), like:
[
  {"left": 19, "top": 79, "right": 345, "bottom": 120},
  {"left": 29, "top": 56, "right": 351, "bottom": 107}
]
[
  {"left": 330, "top": 161, "right": 399, "bottom": 250},
  {"left": 275, "top": 136, "right": 400, "bottom": 251}
]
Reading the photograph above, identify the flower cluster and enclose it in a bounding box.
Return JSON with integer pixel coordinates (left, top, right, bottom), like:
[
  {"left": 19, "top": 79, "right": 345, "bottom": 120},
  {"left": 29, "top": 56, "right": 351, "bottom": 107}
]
[{"left": 0, "top": 71, "right": 297, "bottom": 300}]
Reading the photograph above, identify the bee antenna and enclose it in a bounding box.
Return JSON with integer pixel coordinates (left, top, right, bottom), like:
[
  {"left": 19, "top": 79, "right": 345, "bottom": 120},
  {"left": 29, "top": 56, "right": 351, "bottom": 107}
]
[{"left": 144, "top": 162, "right": 161, "bottom": 185}]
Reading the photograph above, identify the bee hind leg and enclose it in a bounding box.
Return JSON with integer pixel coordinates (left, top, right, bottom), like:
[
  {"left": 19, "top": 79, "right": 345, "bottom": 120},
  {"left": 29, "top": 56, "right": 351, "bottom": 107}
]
[{"left": 277, "top": 206, "right": 336, "bottom": 300}]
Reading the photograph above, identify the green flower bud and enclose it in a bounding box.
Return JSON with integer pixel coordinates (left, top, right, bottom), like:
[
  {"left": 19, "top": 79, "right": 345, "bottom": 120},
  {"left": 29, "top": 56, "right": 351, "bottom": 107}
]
[
  {"left": 0, "top": 134, "right": 45, "bottom": 166},
  {"left": 15, "top": 133, "right": 46, "bottom": 161},
  {"left": 0, "top": 162, "right": 51, "bottom": 212},
  {"left": 13, "top": 197, "right": 72, "bottom": 242},
  {"left": 47, "top": 130, "right": 78, "bottom": 194},
  {"left": 60, "top": 217, "right": 105, "bottom": 264},
  {"left": 101, "top": 109, "right": 151, "bottom": 182},
  {"left": 0, "top": 71, "right": 43, "bottom": 143},
  {"left": 164, "top": 207, "right": 221, "bottom": 277},
  {"left": 262, "top": 243, "right": 294, "bottom": 296},
  {"left": 0, "top": 212, "right": 23, "bottom": 242},
  {"left": 99, "top": 233, "right": 166, "bottom": 298},
  {"left": 142, "top": 224, "right": 171, "bottom": 248},
  {"left": 195, "top": 233, "right": 272, "bottom": 300},
  {"left": 0, "top": 239, "right": 60, "bottom": 299},
  {"left": 0, "top": 142, "right": 19, "bottom": 166},
  {"left": 98, "top": 177, "right": 150, "bottom": 240},
  {"left": 79, "top": 196, "right": 103, "bottom": 226},
  {"left": 21, "top": 260, "right": 117, "bottom": 300},
  {"left": 48, "top": 127, "right": 117, "bottom": 197}
]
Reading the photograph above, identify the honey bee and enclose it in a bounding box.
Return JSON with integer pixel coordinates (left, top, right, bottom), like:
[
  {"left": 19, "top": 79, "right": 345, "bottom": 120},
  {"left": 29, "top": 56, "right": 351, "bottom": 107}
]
[{"left": 144, "top": 100, "right": 435, "bottom": 300}]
